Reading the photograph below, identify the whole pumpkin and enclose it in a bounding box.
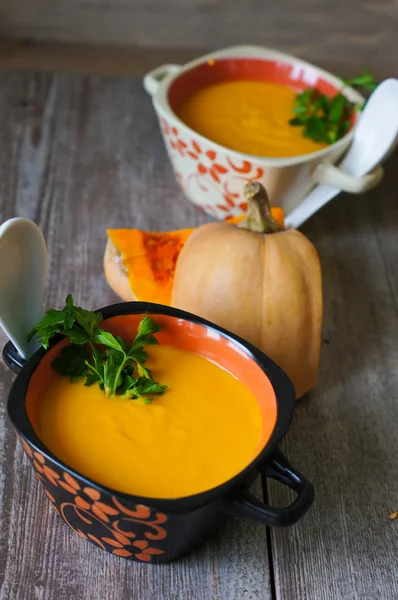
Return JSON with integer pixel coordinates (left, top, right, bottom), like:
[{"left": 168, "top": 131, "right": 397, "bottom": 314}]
[{"left": 171, "top": 182, "right": 323, "bottom": 399}]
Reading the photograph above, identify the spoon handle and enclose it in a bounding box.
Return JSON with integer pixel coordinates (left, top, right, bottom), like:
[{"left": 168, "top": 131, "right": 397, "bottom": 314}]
[{"left": 285, "top": 183, "right": 340, "bottom": 229}]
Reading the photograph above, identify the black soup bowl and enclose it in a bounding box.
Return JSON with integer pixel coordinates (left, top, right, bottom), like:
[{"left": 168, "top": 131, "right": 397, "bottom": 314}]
[{"left": 4, "top": 302, "right": 314, "bottom": 563}]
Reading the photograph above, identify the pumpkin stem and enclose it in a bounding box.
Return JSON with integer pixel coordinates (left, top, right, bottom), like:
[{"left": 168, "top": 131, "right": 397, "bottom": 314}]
[{"left": 238, "top": 182, "right": 283, "bottom": 234}]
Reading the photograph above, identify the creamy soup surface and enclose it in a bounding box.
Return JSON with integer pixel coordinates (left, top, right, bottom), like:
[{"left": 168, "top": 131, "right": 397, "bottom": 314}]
[
  {"left": 36, "top": 345, "right": 265, "bottom": 498},
  {"left": 176, "top": 80, "right": 327, "bottom": 158}
]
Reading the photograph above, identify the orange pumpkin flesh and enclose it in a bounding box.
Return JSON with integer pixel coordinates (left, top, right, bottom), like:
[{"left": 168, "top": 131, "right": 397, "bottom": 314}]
[
  {"left": 171, "top": 183, "right": 322, "bottom": 399},
  {"left": 104, "top": 209, "right": 285, "bottom": 304},
  {"left": 105, "top": 228, "right": 192, "bottom": 304}
]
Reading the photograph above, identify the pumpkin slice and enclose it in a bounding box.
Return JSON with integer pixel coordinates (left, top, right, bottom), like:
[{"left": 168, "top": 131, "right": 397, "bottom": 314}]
[
  {"left": 104, "top": 208, "right": 285, "bottom": 304},
  {"left": 104, "top": 228, "right": 192, "bottom": 304}
]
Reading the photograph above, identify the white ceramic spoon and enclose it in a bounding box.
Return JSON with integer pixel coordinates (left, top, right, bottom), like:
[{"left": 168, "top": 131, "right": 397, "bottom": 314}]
[
  {"left": 285, "top": 78, "right": 398, "bottom": 229},
  {"left": 0, "top": 218, "right": 47, "bottom": 359}
]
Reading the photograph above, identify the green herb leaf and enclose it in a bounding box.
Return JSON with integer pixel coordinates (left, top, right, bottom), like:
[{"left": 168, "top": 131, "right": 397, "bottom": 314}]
[
  {"left": 319, "top": 95, "right": 331, "bottom": 113},
  {"left": 344, "top": 69, "right": 378, "bottom": 92},
  {"left": 290, "top": 69, "right": 376, "bottom": 145},
  {"left": 133, "top": 315, "right": 160, "bottom": 344},
  {"left": 103, "top": 354, "right": 123, "bottom": 396},
  {"left": 123, "top": 364, "right": 135, "bottom": 376},
  {"left": 62, "top": 328, "right": 90, "bottom": 345},
  {"left": 297, "top": 88, "right": 313, "bottom": 103},
  {"left": 303, "top": 116, "right": 327, "bottom": 142},
  {"left": 117, "top": 374, "right": 135, "bottom": 395},
  {"left": 26, "top": 296, "right": 102, "bottom": 349},
  {"left": 85, "top": 355, "right": 105, "bottom": 388},
  {"left": 120, "top": 375, "right": 167, "bottom": 402},
  {"left": 289, "top": 116, "right": 305, "bottom": 126},
  {"left": 63, "top": 313, "right": 74, "bottom": 330},
  {"left": 28, "top": 297, "right": 167, "bottom": 403},
  {"left": 129, "top": 347, "right": 149, "bottom": 364},
  {"left": 85, "top": 372, "right": 101, "bottom": 387},
  {"left": 95, "top": 330, "right": 125, "bottom": 353},
  {"left": 29, "top": 324, "right": 60, "bottom": 349},
  {"left": 292, "top": 104, "right": 308, "bottom": 116},
  {"left": 52, "top": 345, "right": 88, "bottom": 380},
  {"left": 137, "top": 363, "right": 152, "bottom": 379},
  {"left": 134, "top": 377, "right": 167, "bottom": 395},
  {"left": 339, "top": 120, "right": 351, "bottom": 135},
  {"left": 27, "top": 309, "right": 68, "bottom": 346},
  {"left": 73, "top": 306, "right": 103, "bottom": 338},
  {"left": 116, "top": 335, "right": 130, "bottom": 353},
  {"left": 328, "top": 94, "right": 347, "bottom": 122}
]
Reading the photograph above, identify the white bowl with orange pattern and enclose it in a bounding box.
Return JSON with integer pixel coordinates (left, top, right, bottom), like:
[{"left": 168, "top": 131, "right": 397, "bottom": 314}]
[{"left": 144, "top": 45, "right": 373, "bottom": 222}]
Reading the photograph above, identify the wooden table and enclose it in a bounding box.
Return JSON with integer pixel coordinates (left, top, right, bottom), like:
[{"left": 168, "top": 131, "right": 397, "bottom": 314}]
[{"left": 0, "top": 67, "right": 398, "bottom": 600}]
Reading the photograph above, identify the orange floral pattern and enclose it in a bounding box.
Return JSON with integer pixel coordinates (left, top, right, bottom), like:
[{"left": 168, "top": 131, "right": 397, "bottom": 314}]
[
  {"left": 159, "top": 117, "right": 264, "bottom": 219},
  {"left": 22, "top": 440, "right": 168, "bottom": 563}
]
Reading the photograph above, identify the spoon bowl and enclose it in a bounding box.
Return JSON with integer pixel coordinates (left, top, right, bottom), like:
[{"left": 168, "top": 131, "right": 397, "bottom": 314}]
[
  {"left": 342, "top": 78, "right": 398, "bottom": 177},
  {"left": 0, "top": 218, "right": 47, "bottom": 359}
]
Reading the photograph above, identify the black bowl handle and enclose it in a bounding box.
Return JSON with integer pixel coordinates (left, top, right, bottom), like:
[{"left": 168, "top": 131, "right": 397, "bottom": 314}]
[
  {"left": 2, "top": 341, "right": 26, "bottom": 374},
  {"left": 223, "top": 448, "right": 314, "bottom": 527}
]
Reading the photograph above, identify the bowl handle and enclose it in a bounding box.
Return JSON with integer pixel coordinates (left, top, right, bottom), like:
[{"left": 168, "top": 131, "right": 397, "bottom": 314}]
[
  {"left": 312, "top": 160, "right": 384, "bottom": 193},
  {"left": 2, "top": 340, "right": 26, "bottom": 374},
  {"left": 143, "top": 64, "right": 181, "bottom": 97},
  {"left": 223, "top": 448, "right": 314, "bottom": 527}
]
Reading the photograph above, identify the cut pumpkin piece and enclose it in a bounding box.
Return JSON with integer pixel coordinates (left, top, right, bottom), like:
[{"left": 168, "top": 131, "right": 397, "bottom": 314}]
[
  {"left": 104, "top": 208, "right": 285, "bottom": 305},
  {"left": 104, "top": 228, "right": 192, "bottom": 304}
]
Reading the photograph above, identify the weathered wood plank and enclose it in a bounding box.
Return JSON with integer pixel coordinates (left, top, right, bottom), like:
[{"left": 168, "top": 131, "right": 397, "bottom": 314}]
[
  {"left": 0, "top": 41, "right": 201, "bottom": 77},
  {"left": 267, "top": 158, "right": 398, "bottom": 600},
  {"left": 0, "top": 0, "right": 397, "bottom": 78},
  {"left": 2, "top": 63, "right": 398, "bottom": 600},
  {"left": 0, "top": 39, "right": 396, "bottom": 82},
  {"left": 0, "top": 72, "right": 272, "bottom": 600}
]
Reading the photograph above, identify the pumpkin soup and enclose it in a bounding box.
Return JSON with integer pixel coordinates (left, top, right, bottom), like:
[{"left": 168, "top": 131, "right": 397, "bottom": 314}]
[
  {"left": 35, "top": 345, "right": 263, "bottom": 498},
  {"left": 176, "top": 80, "right": 327, "bottom": 157}
]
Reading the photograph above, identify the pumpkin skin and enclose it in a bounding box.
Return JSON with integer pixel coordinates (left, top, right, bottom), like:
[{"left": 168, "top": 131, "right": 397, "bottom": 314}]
[
  {"left": 104, "top": 235, "right": 136, "bottom": 301},
  {"left": 104, "top": 208, "right": 286, "bottom": 304},
  {"left": 171, "top": 184, "right": 322, "bottom": 399}
]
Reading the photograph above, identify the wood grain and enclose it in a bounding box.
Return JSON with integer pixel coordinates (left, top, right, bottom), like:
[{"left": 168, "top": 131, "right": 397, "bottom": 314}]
[
  {"left": 267, "top": 160, "right": 398, "bottom": 600},
  {"left": 0, "top": 0, "right": 397, "bottom": 79},
  {"left": 0, "top": 40, "right": 201, "bottom": 77},
  {"left": 1, "top": 66, "right": 398, "bottom": 600},
  {"left": 0, "top": 72, "right": 272, "bottom": 600}
]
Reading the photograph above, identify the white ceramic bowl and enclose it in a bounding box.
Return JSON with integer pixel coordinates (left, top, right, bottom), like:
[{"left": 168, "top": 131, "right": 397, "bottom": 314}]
[{"left": 143, "top": 45, "right": 372, "bottom": 221}]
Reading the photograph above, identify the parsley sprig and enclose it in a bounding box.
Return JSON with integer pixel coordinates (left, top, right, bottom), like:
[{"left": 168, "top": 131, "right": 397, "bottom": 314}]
[
  {"left": 289, "top": 69, "right": 377, "bottom": 145},
  {"left": 27, "top": 295, "right": 167, "bottom": 403}
]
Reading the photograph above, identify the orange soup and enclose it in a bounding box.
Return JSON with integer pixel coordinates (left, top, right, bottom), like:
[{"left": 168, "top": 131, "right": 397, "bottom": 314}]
[
  {"left": 33, "top": 345, "right": 265, "bottom": 498},
  {"left": 176, "top": 80, "right": 327, "bottom": 158}
]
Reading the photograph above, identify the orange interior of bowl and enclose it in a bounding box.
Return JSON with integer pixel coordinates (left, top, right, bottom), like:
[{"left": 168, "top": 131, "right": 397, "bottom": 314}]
[
  {"left": 26, "top": 314, "right": 277, "bottom": 458},
  {"left": 168, "top": 56, "right": 350, "bottom": 115},
  {"left": 168, "top": 58, "right": 356, "bottom": 136}
]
